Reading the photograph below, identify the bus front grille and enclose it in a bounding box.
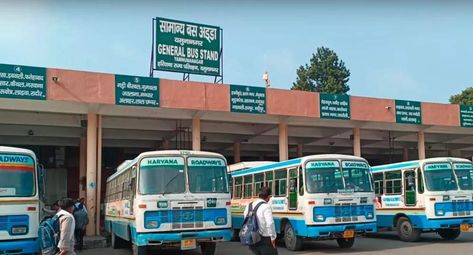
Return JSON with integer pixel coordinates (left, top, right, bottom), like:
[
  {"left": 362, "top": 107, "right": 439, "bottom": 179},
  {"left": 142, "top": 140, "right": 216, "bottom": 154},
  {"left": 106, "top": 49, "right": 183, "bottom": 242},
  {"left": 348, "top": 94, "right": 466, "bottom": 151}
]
[
  {"left": 171, "top": 206, "right": 204, "bottom": 229},
  {"left": 452, "top": 200, "right": 471, "bottom": 217},
  {"left": 334, "top": 203, "right": 359, "bottom": 222}
]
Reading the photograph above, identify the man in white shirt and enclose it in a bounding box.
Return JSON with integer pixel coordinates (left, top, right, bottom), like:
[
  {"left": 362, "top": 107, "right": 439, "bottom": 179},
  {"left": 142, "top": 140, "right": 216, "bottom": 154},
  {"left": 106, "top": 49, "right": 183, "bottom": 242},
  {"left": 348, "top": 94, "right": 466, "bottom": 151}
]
[
  {"left": 243, "top": 187, "right": 278, "bottom": 255},
  {"left": 57, "top": 198, "right": 76, "bottom": 255}
]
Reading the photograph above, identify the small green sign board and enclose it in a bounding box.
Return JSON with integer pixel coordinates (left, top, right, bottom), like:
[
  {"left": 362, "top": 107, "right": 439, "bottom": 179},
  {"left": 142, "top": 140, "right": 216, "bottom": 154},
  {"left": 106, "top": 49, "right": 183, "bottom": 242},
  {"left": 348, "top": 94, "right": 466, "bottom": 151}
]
[
  {"left": 155, "top": 17, "right": 221, "bottom": 76},
  {"left": 0, "top": 64, "right": 46, "bottom": 100},
  {"left": 319, "top": 93, "right": 350, "bottom": 120},
  {"left": 395, "top": 100, "right": 422, "bottom": 124},
  {"left": 115, "top": 75, "right": 159, "bottom": 107},
  {"left": 206, "top": 198, "right": 217, "bottom": 208},
  {"left": 460, "top": 105, "right": 473, "bottom": 128},
  {"left": 230, "top": 85, "right": 266, "bottom": 114}
]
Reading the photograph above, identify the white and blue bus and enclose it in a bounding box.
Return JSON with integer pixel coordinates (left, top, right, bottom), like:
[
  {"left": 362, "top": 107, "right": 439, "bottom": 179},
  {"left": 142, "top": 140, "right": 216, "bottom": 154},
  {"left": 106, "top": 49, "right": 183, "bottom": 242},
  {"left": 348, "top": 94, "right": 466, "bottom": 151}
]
[
  {"left": 372, "top": 157, "right": 473, "bottom": 242},
  {"left": 0, "top": 146, "right": 43, "bottom": 254},
  {"left": 229, "top": 154, "right": 377, "bottom": 251},
  {"left": 105, "top": 150, "right": 232, "bottom": 255}
]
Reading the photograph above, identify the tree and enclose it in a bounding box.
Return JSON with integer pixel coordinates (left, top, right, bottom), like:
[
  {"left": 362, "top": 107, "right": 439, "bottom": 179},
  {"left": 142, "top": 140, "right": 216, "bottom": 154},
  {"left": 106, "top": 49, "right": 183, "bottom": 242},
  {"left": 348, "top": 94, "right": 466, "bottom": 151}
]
[
  {"left": 450, "top": 87, "right": 473, "bottom": 105},
  {"left": 291, "top": 47, "right": 350, "bottom": 94}
]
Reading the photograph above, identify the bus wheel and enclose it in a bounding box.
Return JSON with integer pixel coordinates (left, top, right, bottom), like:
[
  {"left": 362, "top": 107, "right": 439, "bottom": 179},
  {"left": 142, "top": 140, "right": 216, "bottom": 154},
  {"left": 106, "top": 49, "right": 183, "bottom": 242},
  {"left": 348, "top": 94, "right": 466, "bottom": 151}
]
[
  {"left": 132, "top": 244, "right": 148, "bottom": 255},
  {"left": 438, "top": 229, "right": 461, "bottom": 240},
  {"left": 397, "top": 217, "right": 421, "bottom": 242},
  {"left": 336, "top": 238, "right": 355, "bottom": 248},
  {"left": 284, "top": 223, "right": 303, "bottom": 251},
  {"left": 111, "top": 232, "right": 124, "bottom": 249},
  {"left": 200, "top": 242, "right": 217, "bottom": 255}
]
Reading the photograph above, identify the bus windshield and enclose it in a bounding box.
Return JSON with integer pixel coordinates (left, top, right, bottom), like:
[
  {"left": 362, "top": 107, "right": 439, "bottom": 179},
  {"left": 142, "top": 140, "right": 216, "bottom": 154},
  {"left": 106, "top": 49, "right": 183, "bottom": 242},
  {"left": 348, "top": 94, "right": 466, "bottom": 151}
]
[
  {"left": 0, "top": 154, "right": 35, "bottom": 197},
  {"left": 139, "top": 156, "right": 185, "bottom": 195},
  {"left": 453, "top": 163, "right": 473, "bottom": 190},
  {"left": 305, "top": 160, "right": 344, "bottom": 193},
  {"left": 341, "top": 161, "right": 373, "bottom": 192},
  {"left": 424, "top": 163, "right": 458, "bottom": 191},
  {"left": 188, "top": 157, "right": 228, "bottom": 193}
]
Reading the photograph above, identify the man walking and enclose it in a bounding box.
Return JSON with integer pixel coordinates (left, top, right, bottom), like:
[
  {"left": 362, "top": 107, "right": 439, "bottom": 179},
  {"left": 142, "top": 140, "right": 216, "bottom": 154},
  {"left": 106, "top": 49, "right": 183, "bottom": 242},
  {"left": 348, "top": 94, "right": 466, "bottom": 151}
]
[
  {"left": 243, "top": 187, "right": 278, "bottom": 255},
  {"left": 73, "top": 198, "right": 89, "bottom": 251},
  {"left": 57, "top": 198, "right": 76, "bottom": 255}
]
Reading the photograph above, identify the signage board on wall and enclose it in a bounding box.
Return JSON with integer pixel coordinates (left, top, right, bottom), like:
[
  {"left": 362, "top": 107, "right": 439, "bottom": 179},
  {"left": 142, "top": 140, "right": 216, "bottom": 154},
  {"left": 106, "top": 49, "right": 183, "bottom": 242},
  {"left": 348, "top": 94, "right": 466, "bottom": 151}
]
[
  {"left": 395, "top": 100, "right": 422, "bottom": 124},
  {"left": 319, "top": 93, "right": 351, "bottom": 120},
  {"left": 0, "top": 63, "right": 46, "bottom": 100},
  {"left": 230, "top": 85, "right": 266, "bottom": 114},
  {"left": 115, "top": 75, "right": 159, "bottom": 107},
  {"left": 460, "top": 105, "right": 473, "bottom": 128}
]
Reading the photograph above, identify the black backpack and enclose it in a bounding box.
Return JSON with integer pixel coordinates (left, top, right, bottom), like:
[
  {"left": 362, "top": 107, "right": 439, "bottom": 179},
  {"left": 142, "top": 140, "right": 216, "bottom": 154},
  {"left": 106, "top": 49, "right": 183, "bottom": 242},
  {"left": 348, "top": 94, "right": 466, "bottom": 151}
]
[{"left": 239, "top": 201, "right": 265, "bottom": 246}]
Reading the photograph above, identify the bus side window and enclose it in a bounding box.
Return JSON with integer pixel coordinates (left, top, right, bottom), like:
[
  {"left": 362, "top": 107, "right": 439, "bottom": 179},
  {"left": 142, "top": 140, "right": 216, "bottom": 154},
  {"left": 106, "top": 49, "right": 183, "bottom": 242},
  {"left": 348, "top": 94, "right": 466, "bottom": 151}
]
[
  {"left": 417, "top": 168, "right": 424, "bottom": 194},
  {"left": 373, "top": 173, "right": 384, "bottom": 195},
  {"left": 385, "top": 171, "right": 402, "bottom": 195},
  {"left": 234, "top": 176, "right": 243, "bottom": 199},
  {"left": 274, "top": 169, "right": 287, "bottom": 197},
  {"left": 265, "top": 171, "right": 274, "bottom": 192},
  {"left": 243, "top": 175, "right": 253, "bottom": 198},
  {"left": 299, "top": 168, "right": 304, "bottom": 196}
]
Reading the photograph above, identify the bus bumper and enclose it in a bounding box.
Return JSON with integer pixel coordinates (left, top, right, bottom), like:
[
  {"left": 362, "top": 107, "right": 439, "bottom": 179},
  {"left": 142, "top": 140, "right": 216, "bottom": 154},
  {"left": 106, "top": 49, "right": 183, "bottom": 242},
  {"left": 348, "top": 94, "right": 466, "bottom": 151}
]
[
  {"left": 415, "top": 216, "right": 473, "bottom": 229},
  {"left": 0, "top": 238, "right": 39, "bottom": 254},
  {"left": 133, "top": 228, "right": 232, "bottom": 246},
  {"left": 299, "top": 221, "right": 377, "bottom": 238}
]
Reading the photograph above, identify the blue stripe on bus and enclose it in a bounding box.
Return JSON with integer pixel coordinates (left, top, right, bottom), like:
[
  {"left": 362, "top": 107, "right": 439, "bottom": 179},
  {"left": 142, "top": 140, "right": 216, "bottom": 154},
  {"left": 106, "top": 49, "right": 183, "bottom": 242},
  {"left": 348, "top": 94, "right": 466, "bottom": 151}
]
[
  {"left": 313, "top": 205, "right": 374, "bottom": 221},
  {"left": 0, "top": 238, "right": 39, "bottom": 254},
  {"left": 0, "top": 215, "right": 29, "bottom": 234},
  {"left": 129, "top": 226, "right": 232, "bottom": 246},
  {"left": 144, "top": 208, "right": 227, "bottom": 228},
  {"left": 434, "top": 201, "right": 473, "bottom": 215},
  {"left": 377, "top": 213, "right": 473, "bottom": 229},
  {"left": 231, "top": 158, "right": 302, "bottom": 177},
  {"left": 371, "top": 161, "right": 420, "bottom": 172}
]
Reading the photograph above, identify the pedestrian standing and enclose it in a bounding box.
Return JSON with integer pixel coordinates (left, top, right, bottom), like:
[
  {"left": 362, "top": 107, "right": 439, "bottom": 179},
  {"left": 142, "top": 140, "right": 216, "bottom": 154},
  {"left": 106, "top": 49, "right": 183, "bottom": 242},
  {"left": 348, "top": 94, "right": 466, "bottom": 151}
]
[
  {"left": 73, "top": 198, "right": 89, "bottom": 251},
  {"left": 243, "top": 187, "right": 278, "bottom": 255},
  {"left": 57, "top": 198, "right": 76, "bottom": 255}
]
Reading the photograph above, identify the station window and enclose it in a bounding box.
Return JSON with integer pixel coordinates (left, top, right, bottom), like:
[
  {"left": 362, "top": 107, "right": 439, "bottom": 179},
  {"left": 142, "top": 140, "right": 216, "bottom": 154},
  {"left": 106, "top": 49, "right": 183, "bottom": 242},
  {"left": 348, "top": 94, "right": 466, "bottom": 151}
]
[
  {"left": 373, "top": 173, "right": 384, "bottom": 195},
  {"left": 254, "top": 173, "right": 264, "bottom": 196},
  {"left": 274, "top": 169, "right": 287, "bottom": 197},
  {"left": 385, "top": 171, "right": 402, "bottom": 195},
  {"left": 233, "top": 177, "right": 243, "bottom": 199},
  {"left": 243, "top": 175, "right": 253, "bottom": 198}
]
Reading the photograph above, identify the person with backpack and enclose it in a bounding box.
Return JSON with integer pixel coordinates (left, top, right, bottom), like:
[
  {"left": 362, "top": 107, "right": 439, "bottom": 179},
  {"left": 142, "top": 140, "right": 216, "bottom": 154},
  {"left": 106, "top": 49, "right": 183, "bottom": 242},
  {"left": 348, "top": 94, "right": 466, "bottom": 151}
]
[
  {"left": 57, "top": 198, "right": 77, "bottom": 255},
  {"left": 73, "top": 198, "right": 89, "bottom": 251},
  {"left": 241, "top": 186, "right": 278, "bottom": 255}
]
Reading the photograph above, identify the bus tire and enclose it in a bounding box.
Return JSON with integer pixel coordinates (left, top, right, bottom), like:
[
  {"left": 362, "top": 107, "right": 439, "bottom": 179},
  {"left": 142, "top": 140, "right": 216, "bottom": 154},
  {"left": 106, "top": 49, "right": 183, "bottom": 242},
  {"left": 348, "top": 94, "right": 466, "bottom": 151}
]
[
  {"left": 111, "top": 232, "right": 124, "bottom": 249},
  {"left": 336, "top": 238, "right": 355, "bottom": 248},
  {"left": 438, "top": 229, "right": 461, "bottom": 240},
  {"left": 132, "top": 244, "right": 147, "bottom": 255},
  {"left": 200, "top": 242, "right": 217, "bottom": 255},
  {"left": 284, "top": 223, "right": 303, "bottom": 251},
  {"left": 397, "top": 217, "right": 421, "bottom": 242}
]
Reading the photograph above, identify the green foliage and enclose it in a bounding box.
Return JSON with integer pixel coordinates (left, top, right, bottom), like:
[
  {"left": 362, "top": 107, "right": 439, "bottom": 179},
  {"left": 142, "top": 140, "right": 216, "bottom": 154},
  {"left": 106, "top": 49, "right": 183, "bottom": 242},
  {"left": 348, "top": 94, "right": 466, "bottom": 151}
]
[
  {"left": 291, "top": 47, "right": 350, "bottom": 94},
  {"left": 450, "top": 87, "right": 473, "bottom": 105}
]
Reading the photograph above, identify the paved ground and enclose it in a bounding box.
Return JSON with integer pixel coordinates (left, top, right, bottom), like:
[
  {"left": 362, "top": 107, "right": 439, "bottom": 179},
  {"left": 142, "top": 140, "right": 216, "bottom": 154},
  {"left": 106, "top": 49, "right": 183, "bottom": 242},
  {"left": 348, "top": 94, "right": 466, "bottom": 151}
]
[{"left": 81, "top": 232, "right": 473, "bottom": 255}]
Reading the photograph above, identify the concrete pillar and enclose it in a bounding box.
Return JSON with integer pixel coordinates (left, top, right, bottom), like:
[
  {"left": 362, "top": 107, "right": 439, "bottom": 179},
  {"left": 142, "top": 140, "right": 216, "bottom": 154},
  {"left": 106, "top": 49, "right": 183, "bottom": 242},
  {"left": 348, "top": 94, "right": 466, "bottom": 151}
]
[
  {"left": 418, "top": 130, "right": 426, "bottom": 160},
  {"left": 95, "top": 115, "right": 102, "bottom": 235},
  {"left": 297, "top": 144, "right": 303, "bottom": 158},
  {"left": 279, "top": 123, "right": 288, "bottom": 161},
  {"left": 192, "top": 117, "right": 201, "bottom": 151},
  {"left": 234, "top": 142, "right": 241, "bottom": 163},
  {"left": 79, "top": 136, "right": 86, "bottom": 199},
  {"left": 353, "top": 128, "right": 361, "bottom": 157},
  {"left": 403, "top": 147, "right": 409, "bottom": 161},
  {"left": 86, "top": 112, "right": 97, "bottom": 236}
]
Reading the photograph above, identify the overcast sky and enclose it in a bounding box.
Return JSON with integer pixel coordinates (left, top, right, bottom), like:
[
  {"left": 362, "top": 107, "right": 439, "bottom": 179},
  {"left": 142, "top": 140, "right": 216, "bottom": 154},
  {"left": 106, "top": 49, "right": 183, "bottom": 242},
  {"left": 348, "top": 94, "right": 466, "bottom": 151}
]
[{"left": 1, "top": 0, "right": 472, "bottom": 103}]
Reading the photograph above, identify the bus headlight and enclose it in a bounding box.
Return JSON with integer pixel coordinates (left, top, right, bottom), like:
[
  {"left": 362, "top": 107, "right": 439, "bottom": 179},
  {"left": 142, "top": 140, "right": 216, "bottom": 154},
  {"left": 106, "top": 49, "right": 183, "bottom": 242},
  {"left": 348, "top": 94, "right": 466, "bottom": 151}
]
[
  {"left": 145, "top": 220, "right": 159, "bottom": 229},
  {"left": 11, "top": 226, "right": 27, "bottom": 235},
  {"left": 314, "top": 214, "right": 326, "bottom": 222},
  {"left": 436, "top": 210, "right": 445, "bottom": 216},
  {"left": 366, "top": 212, "right": 374, "bottom": 219},
  {"left": 215, "top": 217, "right": 226, "bottom": 225}
]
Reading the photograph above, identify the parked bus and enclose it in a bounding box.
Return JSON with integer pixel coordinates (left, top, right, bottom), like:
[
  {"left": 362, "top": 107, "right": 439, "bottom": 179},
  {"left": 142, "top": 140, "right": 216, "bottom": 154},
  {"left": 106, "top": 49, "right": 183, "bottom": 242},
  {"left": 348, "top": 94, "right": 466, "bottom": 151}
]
[
  {"left": 0, "top": 146, "right": 43, "bottom": 254},
  {"left": 105, "top": 150, "right": 232, "bottom": 255},
  {"left": 229, "top": 154, "right": 377, "bottom": 251},
  {"left": 372, "top": 157, "right": 473, "bottom": 242}
]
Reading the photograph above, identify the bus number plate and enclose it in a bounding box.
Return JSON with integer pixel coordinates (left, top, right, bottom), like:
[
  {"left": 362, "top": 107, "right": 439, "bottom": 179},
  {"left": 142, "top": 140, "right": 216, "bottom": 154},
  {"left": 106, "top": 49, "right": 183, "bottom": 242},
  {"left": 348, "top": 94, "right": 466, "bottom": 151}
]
[
  {"left": 343, "top": 230, "right": 355, "bottom": 238},
  {"left": 181, "top": 239, "right": 196, "bottom": 250},
  {"left": 460, "top": 224, "right": 470, "bottom": 232}
]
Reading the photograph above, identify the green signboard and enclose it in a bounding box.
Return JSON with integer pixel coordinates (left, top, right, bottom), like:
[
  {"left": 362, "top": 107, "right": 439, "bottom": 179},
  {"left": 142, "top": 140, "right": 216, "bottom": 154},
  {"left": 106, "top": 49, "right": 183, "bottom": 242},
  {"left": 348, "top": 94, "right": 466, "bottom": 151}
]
[
  {"left": 395, "top": 100, "right": 422, "bottom": 124},
  {"left": 460, "top": 105, "right": 473, "bottom": 128},
  {"left": 0, "top": 64, "right": 46, "bottom": 100},
  {"left": 155, "top": 17, "right": 221, "bottom": 76},
  {"left": 230, "top": 85, "right": 266, "bottom": 114},
  {"left": 115, "top": 75, "right": 159, "bottom": 107},
  {"left": 319, "top": 93, "right": 350, "bottom": 120}
]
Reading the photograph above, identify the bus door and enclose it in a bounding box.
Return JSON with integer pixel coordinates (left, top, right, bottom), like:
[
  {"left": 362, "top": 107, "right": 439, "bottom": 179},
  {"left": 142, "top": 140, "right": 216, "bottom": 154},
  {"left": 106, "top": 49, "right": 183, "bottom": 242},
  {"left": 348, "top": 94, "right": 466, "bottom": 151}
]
[
  {"left": 288, "top": 167, "right": 298, "bottom": 210},
  {"left": 403, "top": 170, "right": 416, "bottom": 206}
]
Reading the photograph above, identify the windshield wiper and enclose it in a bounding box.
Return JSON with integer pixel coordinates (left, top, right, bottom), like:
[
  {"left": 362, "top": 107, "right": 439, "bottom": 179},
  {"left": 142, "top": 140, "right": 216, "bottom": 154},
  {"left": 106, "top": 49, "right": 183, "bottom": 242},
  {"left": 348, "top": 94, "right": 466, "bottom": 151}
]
[{"left": 160, "top": 172, "right": 182, "bottom": 195}]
